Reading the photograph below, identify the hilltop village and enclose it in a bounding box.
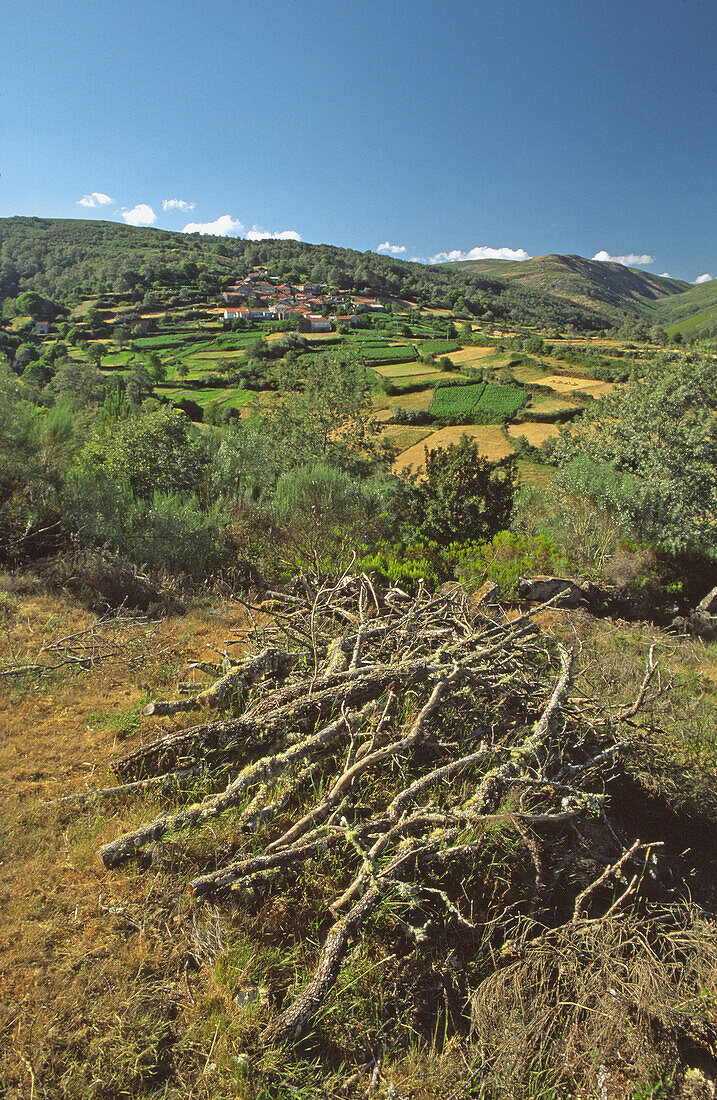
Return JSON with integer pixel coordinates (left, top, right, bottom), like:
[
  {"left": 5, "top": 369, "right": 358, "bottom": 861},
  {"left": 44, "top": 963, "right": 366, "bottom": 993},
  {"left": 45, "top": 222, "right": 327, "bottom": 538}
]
[{"left": 222, "top": 267, "right": 385, "bottom": 331}]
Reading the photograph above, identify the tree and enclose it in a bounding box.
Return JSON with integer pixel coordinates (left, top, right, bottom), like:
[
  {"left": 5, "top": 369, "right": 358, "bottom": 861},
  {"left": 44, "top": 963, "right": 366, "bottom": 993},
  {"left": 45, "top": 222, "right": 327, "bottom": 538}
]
[
  {"left": 552, "top": 355, "right": 717, "bottom": 558},
  {"left": 125, "top": 367, "right": 154, "bottom": 406},
  {"left": 263, "top": 347, "right": 380, "bottom": 475},
  {"left": 408, "top": 436, "right": 516, "bottom": 546},
  {"left": 15, "top": 291, "right": 47, "bottom": 320},
  {"left": 146, "top": 351, "right": 167, "bottom": 385},
  {"left": 13, "top": 344, "right": 39, "bottom": 373},
  {"left": 87, "top": 342, "right": 108, "bottom": 368},
  {"left": 77, "top": 407, "right": 208, "bottom": 499},
  {"left": 48, "top": 361, "right": 106, "bottom": 407}
]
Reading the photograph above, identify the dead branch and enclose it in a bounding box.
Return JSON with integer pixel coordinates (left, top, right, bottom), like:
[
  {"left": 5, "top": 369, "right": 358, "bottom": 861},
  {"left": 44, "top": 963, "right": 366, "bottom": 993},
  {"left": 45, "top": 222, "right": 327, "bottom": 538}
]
[{"left": 88, "top": 574, "right": 671, "bottom": 1055}]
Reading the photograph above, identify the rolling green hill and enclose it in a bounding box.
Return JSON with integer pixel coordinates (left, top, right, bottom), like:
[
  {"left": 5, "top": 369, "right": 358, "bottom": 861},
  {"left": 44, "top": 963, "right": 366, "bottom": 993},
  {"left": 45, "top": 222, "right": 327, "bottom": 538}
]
[
  {"left": 438, "top": 253, "right": 690, "bottom": 320},
  {"left": 2, "top": 219, "right": 714, "bottom": 338},
  {"left": 0, "top": 218, "right": 606, "bottom": 333},
  {"left": 648, "top": 276, "right": 717, "bottom": 337}
]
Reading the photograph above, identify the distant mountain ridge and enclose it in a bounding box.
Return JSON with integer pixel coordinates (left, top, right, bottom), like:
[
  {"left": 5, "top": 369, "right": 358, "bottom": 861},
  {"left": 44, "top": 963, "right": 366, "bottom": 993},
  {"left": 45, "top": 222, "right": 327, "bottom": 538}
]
[
  {"left": 437, "top": 253, "right": 691, "bottom": 320},
  {"left": 648, "top": 276, "right": 717, "bottom": 338}
]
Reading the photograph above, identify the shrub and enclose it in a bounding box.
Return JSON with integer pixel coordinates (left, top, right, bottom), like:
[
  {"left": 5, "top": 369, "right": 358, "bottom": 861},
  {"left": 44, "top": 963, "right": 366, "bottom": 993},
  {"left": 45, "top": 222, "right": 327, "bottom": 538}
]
[
  {"left": 272, "top": 462, "right": 380, "bottom": 569},
  {"left": 406, "top": 436, "right": 517, "bottom": 547},
  {"left": 455, "top": 531, "right": 568, "bottom": 596},
  {"left": 357, "top": 540, "right": 449, "bottom": 590}
]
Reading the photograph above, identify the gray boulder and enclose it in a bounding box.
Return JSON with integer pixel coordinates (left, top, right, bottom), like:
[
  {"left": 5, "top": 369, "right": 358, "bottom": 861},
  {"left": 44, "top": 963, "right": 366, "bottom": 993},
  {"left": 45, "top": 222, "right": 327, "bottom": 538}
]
[{"left": 516, "top": 576, "right": 586, "bottom": 608}]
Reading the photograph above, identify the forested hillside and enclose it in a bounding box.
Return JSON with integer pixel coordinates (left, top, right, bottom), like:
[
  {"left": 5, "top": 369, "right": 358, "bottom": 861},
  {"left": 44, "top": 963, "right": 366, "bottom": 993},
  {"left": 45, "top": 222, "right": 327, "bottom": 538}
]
[{"left": 0, "top": 217, "right": 607, "bottom": 332}]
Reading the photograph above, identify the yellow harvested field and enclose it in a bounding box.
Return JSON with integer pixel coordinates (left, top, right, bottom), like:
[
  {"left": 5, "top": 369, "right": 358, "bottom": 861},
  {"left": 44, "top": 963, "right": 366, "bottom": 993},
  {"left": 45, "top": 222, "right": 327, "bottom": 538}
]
[
  {"left": 510, "top": 362, "right": 550, "bottom": 384},
  {"left": 507, "top": 422, "right": 559, "bottom": 445},
  {"left": 393, "top": 425, "right": 513, "bottom": 476},
  {"left": 441, "top": 346, "right": 496, "bottom": 367},
  {"left": 539, "top": 374, "right": 614, "bottom": 397},
  {"left": 378, "top": 389, "right": 435, "bottom": 411},
  {"left": 382, "top": 426, "right": 434, "bottom": 452}
]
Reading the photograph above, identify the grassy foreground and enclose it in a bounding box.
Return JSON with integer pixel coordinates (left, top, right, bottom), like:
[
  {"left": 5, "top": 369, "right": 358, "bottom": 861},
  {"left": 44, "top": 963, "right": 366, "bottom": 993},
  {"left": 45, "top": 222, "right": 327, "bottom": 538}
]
[{"left": 1, "top": 574, "right": 717, "bottom": 1099}]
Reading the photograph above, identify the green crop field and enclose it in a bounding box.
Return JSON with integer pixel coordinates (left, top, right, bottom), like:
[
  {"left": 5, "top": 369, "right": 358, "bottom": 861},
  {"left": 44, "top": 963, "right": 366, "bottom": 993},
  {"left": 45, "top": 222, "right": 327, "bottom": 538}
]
[
  {"left": 418, "top": 339, "right": 461, "bottom": 356},
  {"left": 360, "top": 344, "right": 417, "bottom": 362},
  {"left": 430, "top": 382, "right": 526, "bottom": 424}
]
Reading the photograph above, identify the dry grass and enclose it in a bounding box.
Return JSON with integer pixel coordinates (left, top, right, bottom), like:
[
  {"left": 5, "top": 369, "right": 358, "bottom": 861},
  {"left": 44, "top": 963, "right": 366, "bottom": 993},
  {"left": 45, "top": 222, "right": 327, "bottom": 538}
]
[
  {"left": 439, "top": 346, "right": 497, "bottom": 368},
  {"left": 538, "top": 373, "right": 615, "bottom": 397},
  {"left": 373, "top": 388, "right": 435, "bottom": 413},
  {"left": 0, "top": 588, "right": 261, "bottom": 1098},
  {"left": 393, "top": 425, "right": 514, "bottom": 475},
  {"left": 471, "top": 908, "right": 717, "bottom": 1099},
  {"left": 507, "top": 422, "right": 559, "bottom": 445},
  {"left": 381, "top": 425, "right": 435, "bottom": 453}
]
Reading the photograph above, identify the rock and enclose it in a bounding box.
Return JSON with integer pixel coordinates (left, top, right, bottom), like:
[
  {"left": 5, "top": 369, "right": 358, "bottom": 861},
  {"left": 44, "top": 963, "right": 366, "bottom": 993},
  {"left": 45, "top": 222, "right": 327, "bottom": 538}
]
[
  {"left": 516, "top": 576, "right": 585, "bottom": 608},
  {"left": 473, "top": 581, "right": 501, "bottom": 605},
  {"left": 689, "top": 610, "right": 717, "bottom": 641},
  {"left": 698, "top": 586, "right": 717, "bottom": 614}
]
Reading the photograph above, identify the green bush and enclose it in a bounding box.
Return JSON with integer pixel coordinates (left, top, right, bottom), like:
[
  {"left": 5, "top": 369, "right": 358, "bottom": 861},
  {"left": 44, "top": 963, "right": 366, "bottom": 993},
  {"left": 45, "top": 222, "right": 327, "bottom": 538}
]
[
  {"left": 357, "top": 541, "right": 446, "bottom": 590},
  {"left": 455, "top": 531, "right": 569, "bottom": 595},
  {"left": 63, "top": 470, "right": 227, "bottom": 577},
  {"left": 272, "top": 462, "right": 381, "bottom": 570}
]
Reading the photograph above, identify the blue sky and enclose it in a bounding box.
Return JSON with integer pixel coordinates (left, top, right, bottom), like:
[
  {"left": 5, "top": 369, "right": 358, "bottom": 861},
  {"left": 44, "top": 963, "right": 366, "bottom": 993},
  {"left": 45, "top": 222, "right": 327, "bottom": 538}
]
[{"left": 2, "top": 0, "right": 715, "bottom": 282}]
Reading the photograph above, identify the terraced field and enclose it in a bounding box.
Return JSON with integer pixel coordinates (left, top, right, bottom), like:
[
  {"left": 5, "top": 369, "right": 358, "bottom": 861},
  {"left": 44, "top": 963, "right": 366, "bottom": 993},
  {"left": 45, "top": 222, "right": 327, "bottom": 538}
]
[
  {"left": 538, "top": 374, "right": 614, "bottom": 397},
  {"left": 393, "top": 425, "right": 514, "bottom": 475},
  {"left": 507, "top": 422, "right": 560, "bottom": 445},
  {"left": 431, "top": 381, "right": 527, "bottom": 423}
]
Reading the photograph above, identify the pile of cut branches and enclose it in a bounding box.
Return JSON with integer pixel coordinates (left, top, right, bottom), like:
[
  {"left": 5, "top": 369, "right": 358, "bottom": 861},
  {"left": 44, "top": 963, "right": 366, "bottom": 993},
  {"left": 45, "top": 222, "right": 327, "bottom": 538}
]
[{"left": 88, "top": 574, "right": 681, "bottom": 1062}]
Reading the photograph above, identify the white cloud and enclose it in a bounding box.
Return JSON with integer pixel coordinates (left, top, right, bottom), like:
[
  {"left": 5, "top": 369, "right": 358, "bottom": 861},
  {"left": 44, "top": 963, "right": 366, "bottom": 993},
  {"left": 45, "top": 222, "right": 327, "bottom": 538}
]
[
  {"left": 245, "top": 226, "right": 302, "bottom": 241},
  {"left": 182, "top": 214, "right": 244, "bottom": 236},
  {"left": 695, "top": 273, "right": 714, "bottom": 284},
  {"left": 77, "top": 191, "right": 113, "bottom": 208},
  {"left": 122, "top": 203, "right": 157, "bottom": 226},
  {"left": 409, "top": 256, "right": 426, "bottom": 264},
  {"left": 658, "top": 272, "right": 671, "bottom": 278},
  {"left": 592, "top": 250, "right": 655, "bottom": 266},
  {"left": 377, "top": 241, "right": 407, "bottom": 255},
  {"left": 162, "top": 198, "right": 195, "bottom": 212},
  {"left": 429, "top": 245, "right": 531, "bottom": 264}
]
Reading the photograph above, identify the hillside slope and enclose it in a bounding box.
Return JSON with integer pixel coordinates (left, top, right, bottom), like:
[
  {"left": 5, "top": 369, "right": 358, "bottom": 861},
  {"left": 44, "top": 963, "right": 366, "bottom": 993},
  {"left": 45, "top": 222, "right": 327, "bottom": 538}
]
[
  {"left": 0, "top": 217, "right": 606, "bottom": 332},
  {"left": 439, "top": 253, "right": 690, "bottom": 319},
  {"left": 649, "top": 276, "right": 717, "bottom": 337}
]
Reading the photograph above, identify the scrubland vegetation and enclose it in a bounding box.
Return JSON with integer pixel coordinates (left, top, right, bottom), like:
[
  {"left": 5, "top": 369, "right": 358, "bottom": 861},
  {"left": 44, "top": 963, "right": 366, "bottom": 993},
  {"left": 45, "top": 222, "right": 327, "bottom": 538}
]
[{"left": 2, "top": 219, "right": 717, "bottom": 1099}]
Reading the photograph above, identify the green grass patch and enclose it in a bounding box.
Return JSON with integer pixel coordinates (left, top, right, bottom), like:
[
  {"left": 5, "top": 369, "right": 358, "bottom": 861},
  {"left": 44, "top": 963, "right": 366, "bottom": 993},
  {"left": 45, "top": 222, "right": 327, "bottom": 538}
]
[
  {"left": 85, "top": 701, "right": 146, "bottom": 742},
  {"left": 132, "top": 333, "right": 207, "bottom": 350},
  {"left": 372, "top": 361, "right": 439, "bottom": 379},
  {"left": 101, "top": 351, "right": 135, "bottom": 366},
  {"left": 162, "top": 385, "right": 256, "bottom": 407}
]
